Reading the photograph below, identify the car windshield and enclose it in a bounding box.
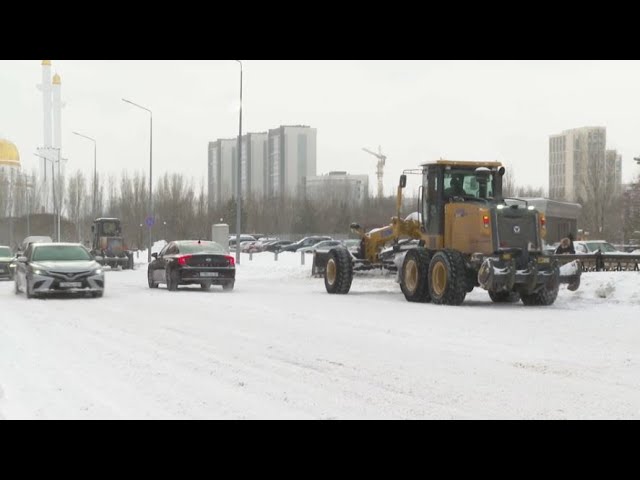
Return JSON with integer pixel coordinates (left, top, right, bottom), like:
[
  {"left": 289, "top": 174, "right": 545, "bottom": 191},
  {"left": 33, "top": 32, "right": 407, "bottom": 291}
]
[
  {"left": 177, "top": 242, "right": 225, "bottom": 254},
  {"left": 32, "top": 245, "right": 92, "bottom": 262},
  {"left": 585, "top": 242, "right": 618, "bottom": 253},
  {"left": 0, "top": 247, "right": 12, "bottom": 257}
]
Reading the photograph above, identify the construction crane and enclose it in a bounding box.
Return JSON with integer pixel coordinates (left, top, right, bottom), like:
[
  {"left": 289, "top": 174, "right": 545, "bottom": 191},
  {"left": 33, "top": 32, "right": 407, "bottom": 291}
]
[{"left": 362, "top": 146, "right": 386, "bottom": 198}]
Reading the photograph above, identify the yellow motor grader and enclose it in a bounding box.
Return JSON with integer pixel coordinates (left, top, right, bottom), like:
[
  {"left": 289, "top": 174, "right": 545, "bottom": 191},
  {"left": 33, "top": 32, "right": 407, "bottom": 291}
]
[{"left": 323, "top": 160, "right": 581, "bottom": 306}]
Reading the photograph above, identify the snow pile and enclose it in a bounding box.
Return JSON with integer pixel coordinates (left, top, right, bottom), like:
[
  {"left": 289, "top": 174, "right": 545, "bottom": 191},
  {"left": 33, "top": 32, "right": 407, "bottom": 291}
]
[
  {"left": 566, "top": 271, "right": 640, "bottom": 305},
  {"left": 595, "top": 281, "right": 615, "bottom": 299}
]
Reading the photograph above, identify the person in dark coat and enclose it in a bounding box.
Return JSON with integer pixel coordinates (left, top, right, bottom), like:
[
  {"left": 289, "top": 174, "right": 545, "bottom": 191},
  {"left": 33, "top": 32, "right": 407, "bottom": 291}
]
[{"left": 555, "top": 235, "right": 576, "bottom": 254}]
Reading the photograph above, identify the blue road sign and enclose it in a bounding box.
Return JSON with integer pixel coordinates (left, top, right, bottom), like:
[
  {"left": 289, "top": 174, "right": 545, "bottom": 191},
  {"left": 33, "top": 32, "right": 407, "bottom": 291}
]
[{"left": 145, "top": 216, "right": 155, "bottom": 227}]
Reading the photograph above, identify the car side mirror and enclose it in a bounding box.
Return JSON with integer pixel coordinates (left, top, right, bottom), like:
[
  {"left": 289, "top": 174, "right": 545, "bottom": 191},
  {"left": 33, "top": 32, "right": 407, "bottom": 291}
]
[
  {"left": 17, "top": 256, "right": 27, "bottom": 263},
  {"left": 152, "top": 253, "right": 158, "bottom": 259}
]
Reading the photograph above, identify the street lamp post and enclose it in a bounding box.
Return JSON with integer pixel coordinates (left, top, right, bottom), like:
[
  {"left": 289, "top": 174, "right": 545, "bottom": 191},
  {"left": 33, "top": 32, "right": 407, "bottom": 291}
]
[
  {"left": 123, "top": 98, "right": 153, "bottom": 263},
  {"left": 163, "top": 221, "right": 167, "bottom": 241},
  {"left": 33, "top": 149, "right": 61, "bottom": 241},
  {"left": 20, "top": 174, "right": 34, "bottom": 238},
  {"left": 235, "top": 60, "right": 243, "bottom": 264},
  {"left": 72, "top": 131, "right": 97, "bottom": 220}
]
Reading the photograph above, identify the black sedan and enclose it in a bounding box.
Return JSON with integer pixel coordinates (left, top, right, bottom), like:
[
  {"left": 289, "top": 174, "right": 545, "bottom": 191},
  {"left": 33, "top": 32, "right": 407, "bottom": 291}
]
[{"left": 148, "top": 240, "right": 235, "bottom": 291}]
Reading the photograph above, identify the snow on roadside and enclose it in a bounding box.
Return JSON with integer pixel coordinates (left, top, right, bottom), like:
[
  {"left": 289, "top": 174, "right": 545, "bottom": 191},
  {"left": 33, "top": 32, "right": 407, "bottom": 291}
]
[{"left": 130, "top": 247, "right": 640, "bottom": 306}]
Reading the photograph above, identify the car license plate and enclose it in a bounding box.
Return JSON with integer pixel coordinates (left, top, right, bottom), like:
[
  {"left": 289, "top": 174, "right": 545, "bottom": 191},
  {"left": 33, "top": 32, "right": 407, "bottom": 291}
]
[
  {"left": 60, "top": 282, "right": 82, "bottom": 288},
  {"left": 200, "top": 272, "right": 219, "bottom": 277}
]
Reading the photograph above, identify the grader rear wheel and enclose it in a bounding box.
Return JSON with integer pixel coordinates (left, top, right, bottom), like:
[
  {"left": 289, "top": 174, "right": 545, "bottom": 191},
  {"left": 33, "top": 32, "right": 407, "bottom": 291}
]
[
  {"left": 400, "top": 249, "right": 431, "bottom": 302},
  {"left": 521, "top": 273, "right": 560, "bottom": 306},
  {"left": 324, "top": 248, "right": 353, "bottom": 294}
]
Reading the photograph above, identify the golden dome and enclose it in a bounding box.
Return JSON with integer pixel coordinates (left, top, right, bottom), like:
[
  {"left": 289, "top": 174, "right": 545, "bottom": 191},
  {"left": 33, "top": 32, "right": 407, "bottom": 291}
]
[
  {"left": 52, "top": 73, "right": 61, "bottom": 85},
  {"left": 42, "top": 60, "right": 51, "bottom": 66},
  {"left": 0, "top": 139, "right": 20, "bottom": 168}
]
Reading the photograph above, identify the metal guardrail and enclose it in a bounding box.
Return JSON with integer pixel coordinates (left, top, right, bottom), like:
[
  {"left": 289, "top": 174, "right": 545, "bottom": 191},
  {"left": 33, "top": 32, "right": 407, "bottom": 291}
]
[{"left": 551, "top": 253, "right": 640, "bottom": 272}]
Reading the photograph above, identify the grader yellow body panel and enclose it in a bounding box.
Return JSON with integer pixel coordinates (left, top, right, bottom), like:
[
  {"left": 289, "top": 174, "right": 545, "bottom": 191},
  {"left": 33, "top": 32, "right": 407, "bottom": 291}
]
[{"left": 444, "top": 203, "right": 494, "bottom": 255}]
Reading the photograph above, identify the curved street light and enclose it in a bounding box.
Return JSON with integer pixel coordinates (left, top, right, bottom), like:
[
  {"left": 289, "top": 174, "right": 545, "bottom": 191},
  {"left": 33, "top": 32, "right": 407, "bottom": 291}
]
[
  {"left": 123, "top": 98, "right": 153, "bottom": 263},
  {"left": 234, "top": 60, "right": 243, "bottom": 264},
  {"left": 72, "top": 131, "right": 97, "bottom": 220}
]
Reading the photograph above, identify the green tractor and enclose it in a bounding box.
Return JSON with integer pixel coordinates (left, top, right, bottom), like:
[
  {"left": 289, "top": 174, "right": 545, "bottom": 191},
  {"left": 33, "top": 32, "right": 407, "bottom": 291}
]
[{"left": 90, "top": 218, "right": 135, "bottom": 270}]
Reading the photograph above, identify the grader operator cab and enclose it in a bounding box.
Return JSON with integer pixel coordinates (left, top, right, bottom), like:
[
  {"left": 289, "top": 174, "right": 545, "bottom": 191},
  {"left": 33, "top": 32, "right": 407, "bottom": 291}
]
[
  {"left": 90, "top": 218, "right": 135, "bottom": 270},
  {"left": 323, "top": 160, "right": 581, "bottom": 306}
]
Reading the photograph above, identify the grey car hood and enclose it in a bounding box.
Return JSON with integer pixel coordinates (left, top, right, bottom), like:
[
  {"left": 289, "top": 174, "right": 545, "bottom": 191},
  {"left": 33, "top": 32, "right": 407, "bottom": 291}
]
[
  {"left": 31, "top": 260, "right": 100, "bottom": 272},
  {"left": 0, "top": 256, "right": 14, "bottom": 263}
]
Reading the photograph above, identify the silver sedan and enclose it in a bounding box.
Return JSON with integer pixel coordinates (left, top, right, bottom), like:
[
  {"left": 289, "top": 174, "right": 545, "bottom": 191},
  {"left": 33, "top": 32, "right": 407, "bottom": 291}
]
[{"left": 14, "top": 243, "right": 105, "bottom": 299}]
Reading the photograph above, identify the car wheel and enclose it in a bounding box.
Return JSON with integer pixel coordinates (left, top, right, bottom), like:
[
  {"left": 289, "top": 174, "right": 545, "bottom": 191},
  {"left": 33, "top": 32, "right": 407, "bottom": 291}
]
[
  {"left": 93, "top": 291, "right": 104, "bottom": 298},
  {"left": 201, "top": 281, "right": 212, "bottom": 291},
  {"left": 26, "top": 278, "right": 35, "bottom": 299},
  {"left": 166, "top": 268, "right": 179, "bottom": 291},
  {"left": 148, "top": 269, "right": 159, "bottom": 289},
  {"left": 222, "top": 281, "right": 234, "bottom": 291}
]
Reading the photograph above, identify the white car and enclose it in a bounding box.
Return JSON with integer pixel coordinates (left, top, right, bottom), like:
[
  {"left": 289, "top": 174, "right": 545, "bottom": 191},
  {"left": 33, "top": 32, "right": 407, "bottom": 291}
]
[
  {"left": 298, "top": 240, "right": 344, "bottom": 254},
  {"left": 573, "top": 240, "right": 630, "bottom": 255}
]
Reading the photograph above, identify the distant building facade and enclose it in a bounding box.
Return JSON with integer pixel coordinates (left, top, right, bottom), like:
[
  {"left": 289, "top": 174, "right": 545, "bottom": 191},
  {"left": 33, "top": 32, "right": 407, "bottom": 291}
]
[
  {"left": 267, "top": 125, "right": 317, "bottom": 197},
  {"left": 548, "top": 126, "right": 621, "bottom": 203},
  {"left": 208, "top": 138, "right": 237, "bottom": 208},
  {"left": 519, "top": 197, "right": 582, "bottom": 243},
  {"left": 209, "top": 125, "right": 317, "bottom": 208},
  {"left": 305, "top": 171, "right": 369, "bottom": 205},
  {"left": 605, "top": 149, "right": 623, "bottom": 196},
  {"left": 241, "top": 132, "right": 268, "bottom": 198}
]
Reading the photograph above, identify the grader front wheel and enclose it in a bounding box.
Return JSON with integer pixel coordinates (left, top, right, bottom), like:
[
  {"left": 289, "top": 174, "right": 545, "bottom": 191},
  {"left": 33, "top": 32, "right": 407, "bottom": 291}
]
[{"left": 428, "top": 250, "right": 467, "bottom": 306}]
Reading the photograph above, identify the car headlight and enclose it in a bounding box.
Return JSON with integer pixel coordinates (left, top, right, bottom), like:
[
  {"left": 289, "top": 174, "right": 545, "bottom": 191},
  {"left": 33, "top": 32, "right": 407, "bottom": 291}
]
[
  {"left": 32, "top": 269, "right": 48, "bottom": 275},
  {"left": 92, "top": 268, "right": 104, "bottom": 275}
]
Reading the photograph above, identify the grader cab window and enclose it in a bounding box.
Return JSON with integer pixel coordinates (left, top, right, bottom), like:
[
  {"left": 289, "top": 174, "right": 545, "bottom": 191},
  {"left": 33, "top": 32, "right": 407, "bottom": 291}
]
[
  {"left": 443, "top": 170, "right": 495, "bottom": 200},
  {"left": 102, "top": 222, "right": 119, "bottom": 236}
]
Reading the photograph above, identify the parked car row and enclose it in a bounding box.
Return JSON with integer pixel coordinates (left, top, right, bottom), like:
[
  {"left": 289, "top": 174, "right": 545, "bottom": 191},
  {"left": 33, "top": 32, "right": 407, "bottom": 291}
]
[
  {"left": 226, "top": 235, "right": 361, "bottom": 254},
  {"left": 240, "top": 236, "right": 362, "bottom": 254}
]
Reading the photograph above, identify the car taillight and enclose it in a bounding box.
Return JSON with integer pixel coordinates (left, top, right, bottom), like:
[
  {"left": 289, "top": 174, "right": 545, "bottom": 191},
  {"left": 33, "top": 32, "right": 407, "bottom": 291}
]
[
  {"left": 226, "top": 255, "right": 235, "bottom": 267},
  {"left": 540, "top": 214, "right": 546, "bottom": 228},
  {"left": 482, "top": 215, "right": 490, "bottom": 228},
  {"left": 178, "top": 255, "right": 192, "bottom": 266}
]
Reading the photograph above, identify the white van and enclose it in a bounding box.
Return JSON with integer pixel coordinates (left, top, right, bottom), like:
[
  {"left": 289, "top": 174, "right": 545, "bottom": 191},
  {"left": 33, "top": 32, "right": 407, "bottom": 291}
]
[{"left": 21, "top": 236, "right": 53, "bottom": 252}]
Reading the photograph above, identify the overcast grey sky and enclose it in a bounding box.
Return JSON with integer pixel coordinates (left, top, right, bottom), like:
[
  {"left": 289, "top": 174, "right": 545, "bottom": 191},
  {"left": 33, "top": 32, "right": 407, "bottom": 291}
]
[{"left": 2, "top": 60, "right": 640, "bottom": 196}]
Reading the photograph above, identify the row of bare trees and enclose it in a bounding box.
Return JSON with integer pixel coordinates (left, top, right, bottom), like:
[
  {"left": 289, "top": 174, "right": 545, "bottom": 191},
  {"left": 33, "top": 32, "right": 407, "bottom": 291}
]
[
  {"left": 6, "top": 166, "right": 637, "bottom": 247},
  {"left": 1, "top": 169, "right": 406, "bottom": 248}
]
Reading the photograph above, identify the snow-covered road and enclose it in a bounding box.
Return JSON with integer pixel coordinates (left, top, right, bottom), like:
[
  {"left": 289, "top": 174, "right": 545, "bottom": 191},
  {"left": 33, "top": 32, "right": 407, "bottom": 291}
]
[{"left": 1, "top": 252, "right": 639, "bottom": 419}]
